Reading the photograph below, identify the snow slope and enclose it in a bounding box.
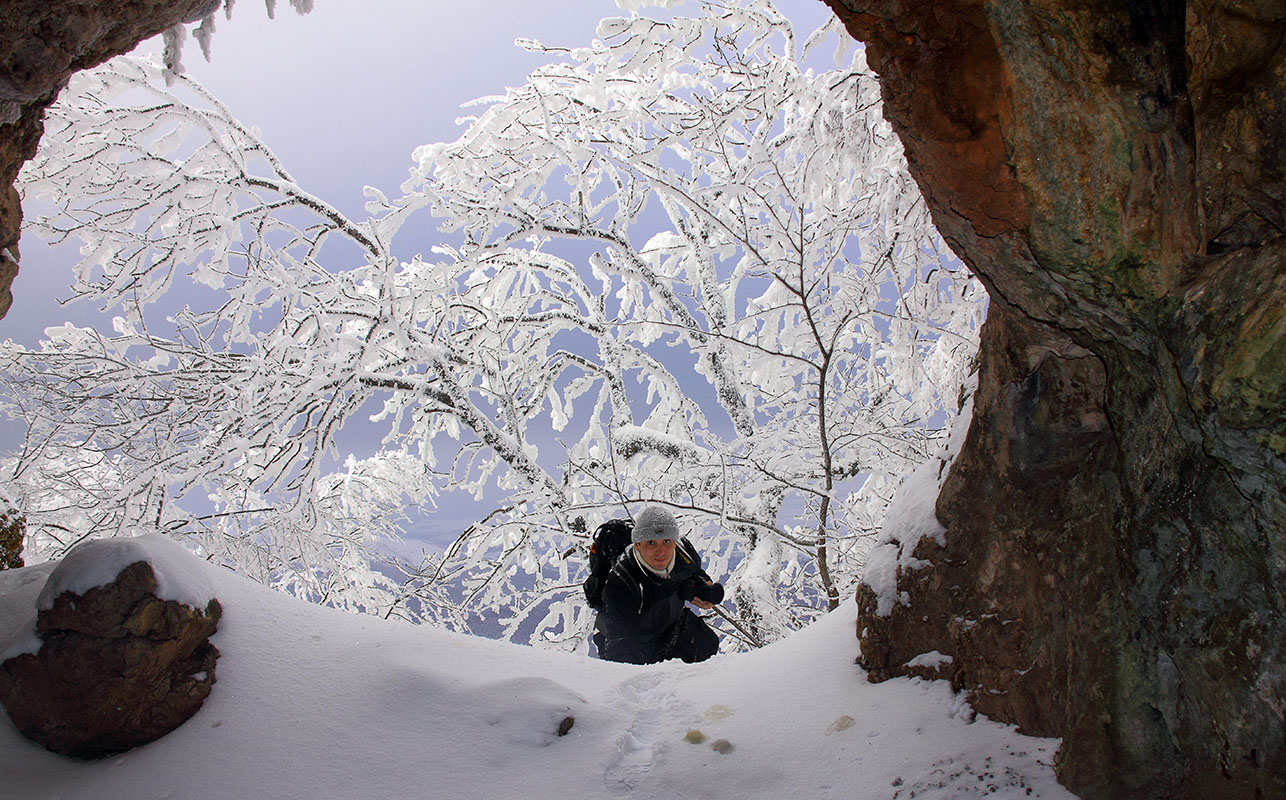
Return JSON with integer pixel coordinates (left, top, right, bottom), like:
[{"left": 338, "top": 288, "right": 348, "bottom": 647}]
[{"left": 0, "top": 540, "right": 1074, "bottom": 800}]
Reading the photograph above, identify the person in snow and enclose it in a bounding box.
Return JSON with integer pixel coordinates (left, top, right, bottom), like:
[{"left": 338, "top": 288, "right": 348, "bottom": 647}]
[{"left": 599, "top": 504, "right": 724, "bottom": 664}]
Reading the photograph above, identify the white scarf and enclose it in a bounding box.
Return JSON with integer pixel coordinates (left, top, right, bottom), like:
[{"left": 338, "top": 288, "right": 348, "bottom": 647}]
[{"left": 633, "top": 545, "right": 676, "bottom": 579}]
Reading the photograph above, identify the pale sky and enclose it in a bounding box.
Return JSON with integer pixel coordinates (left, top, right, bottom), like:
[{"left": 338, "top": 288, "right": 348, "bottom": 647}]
[
  {"left": 2, "top": 0, "right": 836, "bottom": 346},
  {"left": 0, "top": 0, "right": 840, "bottom": 541}
]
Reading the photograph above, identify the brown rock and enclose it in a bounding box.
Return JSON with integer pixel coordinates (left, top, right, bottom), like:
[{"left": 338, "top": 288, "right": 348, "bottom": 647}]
[
  {"left": 0, "top": 558, "right": 221, "bottom": 759},
  {"left": 0, "top": 0, "right": 220, "bottom": 315},
  {"left": 829, "top": 0, "right": 1284, "bottom": 797},
  {"left": 0, "top": 508, "right": 22, "bottom": 570},
  {"left": 557, "top": 715, "right": 575, "bottom": 737}
]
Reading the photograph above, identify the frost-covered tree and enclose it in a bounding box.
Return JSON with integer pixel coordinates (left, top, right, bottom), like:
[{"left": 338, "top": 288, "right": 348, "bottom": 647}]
[{"left": 1, "top": 0, "right": 983, "bottom": 648}]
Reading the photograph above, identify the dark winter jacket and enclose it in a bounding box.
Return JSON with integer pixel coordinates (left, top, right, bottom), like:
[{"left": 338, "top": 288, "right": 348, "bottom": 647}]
[{"left": 599, "top": 538, "right": 721, "bottom": 665}]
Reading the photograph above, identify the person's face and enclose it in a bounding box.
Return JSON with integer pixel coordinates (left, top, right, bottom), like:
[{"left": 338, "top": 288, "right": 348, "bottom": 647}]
[{"left": 636, "top": 538, "right": 676, "bottom": 569}]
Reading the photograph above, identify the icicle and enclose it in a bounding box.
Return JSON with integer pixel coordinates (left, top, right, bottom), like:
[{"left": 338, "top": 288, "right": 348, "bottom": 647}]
[
  {"left": 193, "top": 14, "right": 216, "bottom": 62},
  {"left": 161, "top": 24, "right": 187, "bottom": 85}
]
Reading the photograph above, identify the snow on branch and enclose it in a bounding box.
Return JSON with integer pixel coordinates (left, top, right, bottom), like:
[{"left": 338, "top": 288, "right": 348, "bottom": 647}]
[{"left": 7, "top": 0, "right": 985, "bottom": 650}]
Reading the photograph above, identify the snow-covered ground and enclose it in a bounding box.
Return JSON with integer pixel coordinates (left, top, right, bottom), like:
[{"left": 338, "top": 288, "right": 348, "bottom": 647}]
[{"left": 0, "top": 537, "right": 1074, "bottom": 800}]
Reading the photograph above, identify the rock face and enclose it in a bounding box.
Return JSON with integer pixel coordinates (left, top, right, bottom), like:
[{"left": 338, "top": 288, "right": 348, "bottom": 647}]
[
  {"left": 0, "top": 0, "right": 1279, "bottom": 793},
  {"left": 0, "top": 0, "right": 219, "bottom": 318},
  {"left": 0, "top": 558, "right": 221, "bottom": 759},
  {"left": 0, "top": 510, "right": 22, "bottom": 569},
  {"left": 827, "top": 0, "right": 1284, "bottom": 797}
]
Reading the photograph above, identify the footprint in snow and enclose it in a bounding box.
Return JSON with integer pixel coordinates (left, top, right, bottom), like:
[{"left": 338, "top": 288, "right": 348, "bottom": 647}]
[{"left": 602, "top": 673, "right": 693, "bottom": 796}]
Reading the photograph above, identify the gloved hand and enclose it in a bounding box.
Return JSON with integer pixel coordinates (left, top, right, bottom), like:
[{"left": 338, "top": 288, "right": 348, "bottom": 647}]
[{"left": 683, "top": 578, "right": 724, "bottom": 605}]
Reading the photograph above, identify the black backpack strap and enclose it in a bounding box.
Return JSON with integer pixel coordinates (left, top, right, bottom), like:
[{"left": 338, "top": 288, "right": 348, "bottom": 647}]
[
  {"left": 676, "top": 537, "right": 699, "bottom": 567},
  {"left": 609, "top": 549, "right": 648, "bottom": 614}
]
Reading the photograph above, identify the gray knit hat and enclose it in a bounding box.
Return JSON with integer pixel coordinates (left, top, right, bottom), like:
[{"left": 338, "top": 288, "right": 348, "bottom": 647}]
[{"left": 632, "top": 505, "right": 679, "bottom": 543}]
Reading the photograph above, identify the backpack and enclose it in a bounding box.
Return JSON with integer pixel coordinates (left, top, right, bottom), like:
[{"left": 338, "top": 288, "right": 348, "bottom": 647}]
[{"left": 582, "top": 518, "right": 634, "bottom": 611}]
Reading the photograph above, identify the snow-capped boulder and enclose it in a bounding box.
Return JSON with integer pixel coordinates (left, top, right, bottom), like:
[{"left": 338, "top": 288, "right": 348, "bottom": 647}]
[{"left": 0, "top": 535, "right": 221, "bottom": 759}]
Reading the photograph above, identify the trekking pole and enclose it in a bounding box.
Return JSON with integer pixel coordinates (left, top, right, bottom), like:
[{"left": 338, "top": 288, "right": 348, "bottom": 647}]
[{"left": 710, "top": 604, "right": 763, "bottom": 649}]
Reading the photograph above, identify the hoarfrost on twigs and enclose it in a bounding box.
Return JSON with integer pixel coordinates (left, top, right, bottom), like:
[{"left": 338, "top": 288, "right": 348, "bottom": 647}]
[{"left": 7, "top": 0, "right": 983, "bottom": 650}]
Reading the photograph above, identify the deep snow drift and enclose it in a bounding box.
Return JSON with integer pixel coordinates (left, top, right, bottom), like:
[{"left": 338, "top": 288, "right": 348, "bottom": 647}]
[{"left": 0, "top": 537, "right": 1073, "bottom": 799}]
